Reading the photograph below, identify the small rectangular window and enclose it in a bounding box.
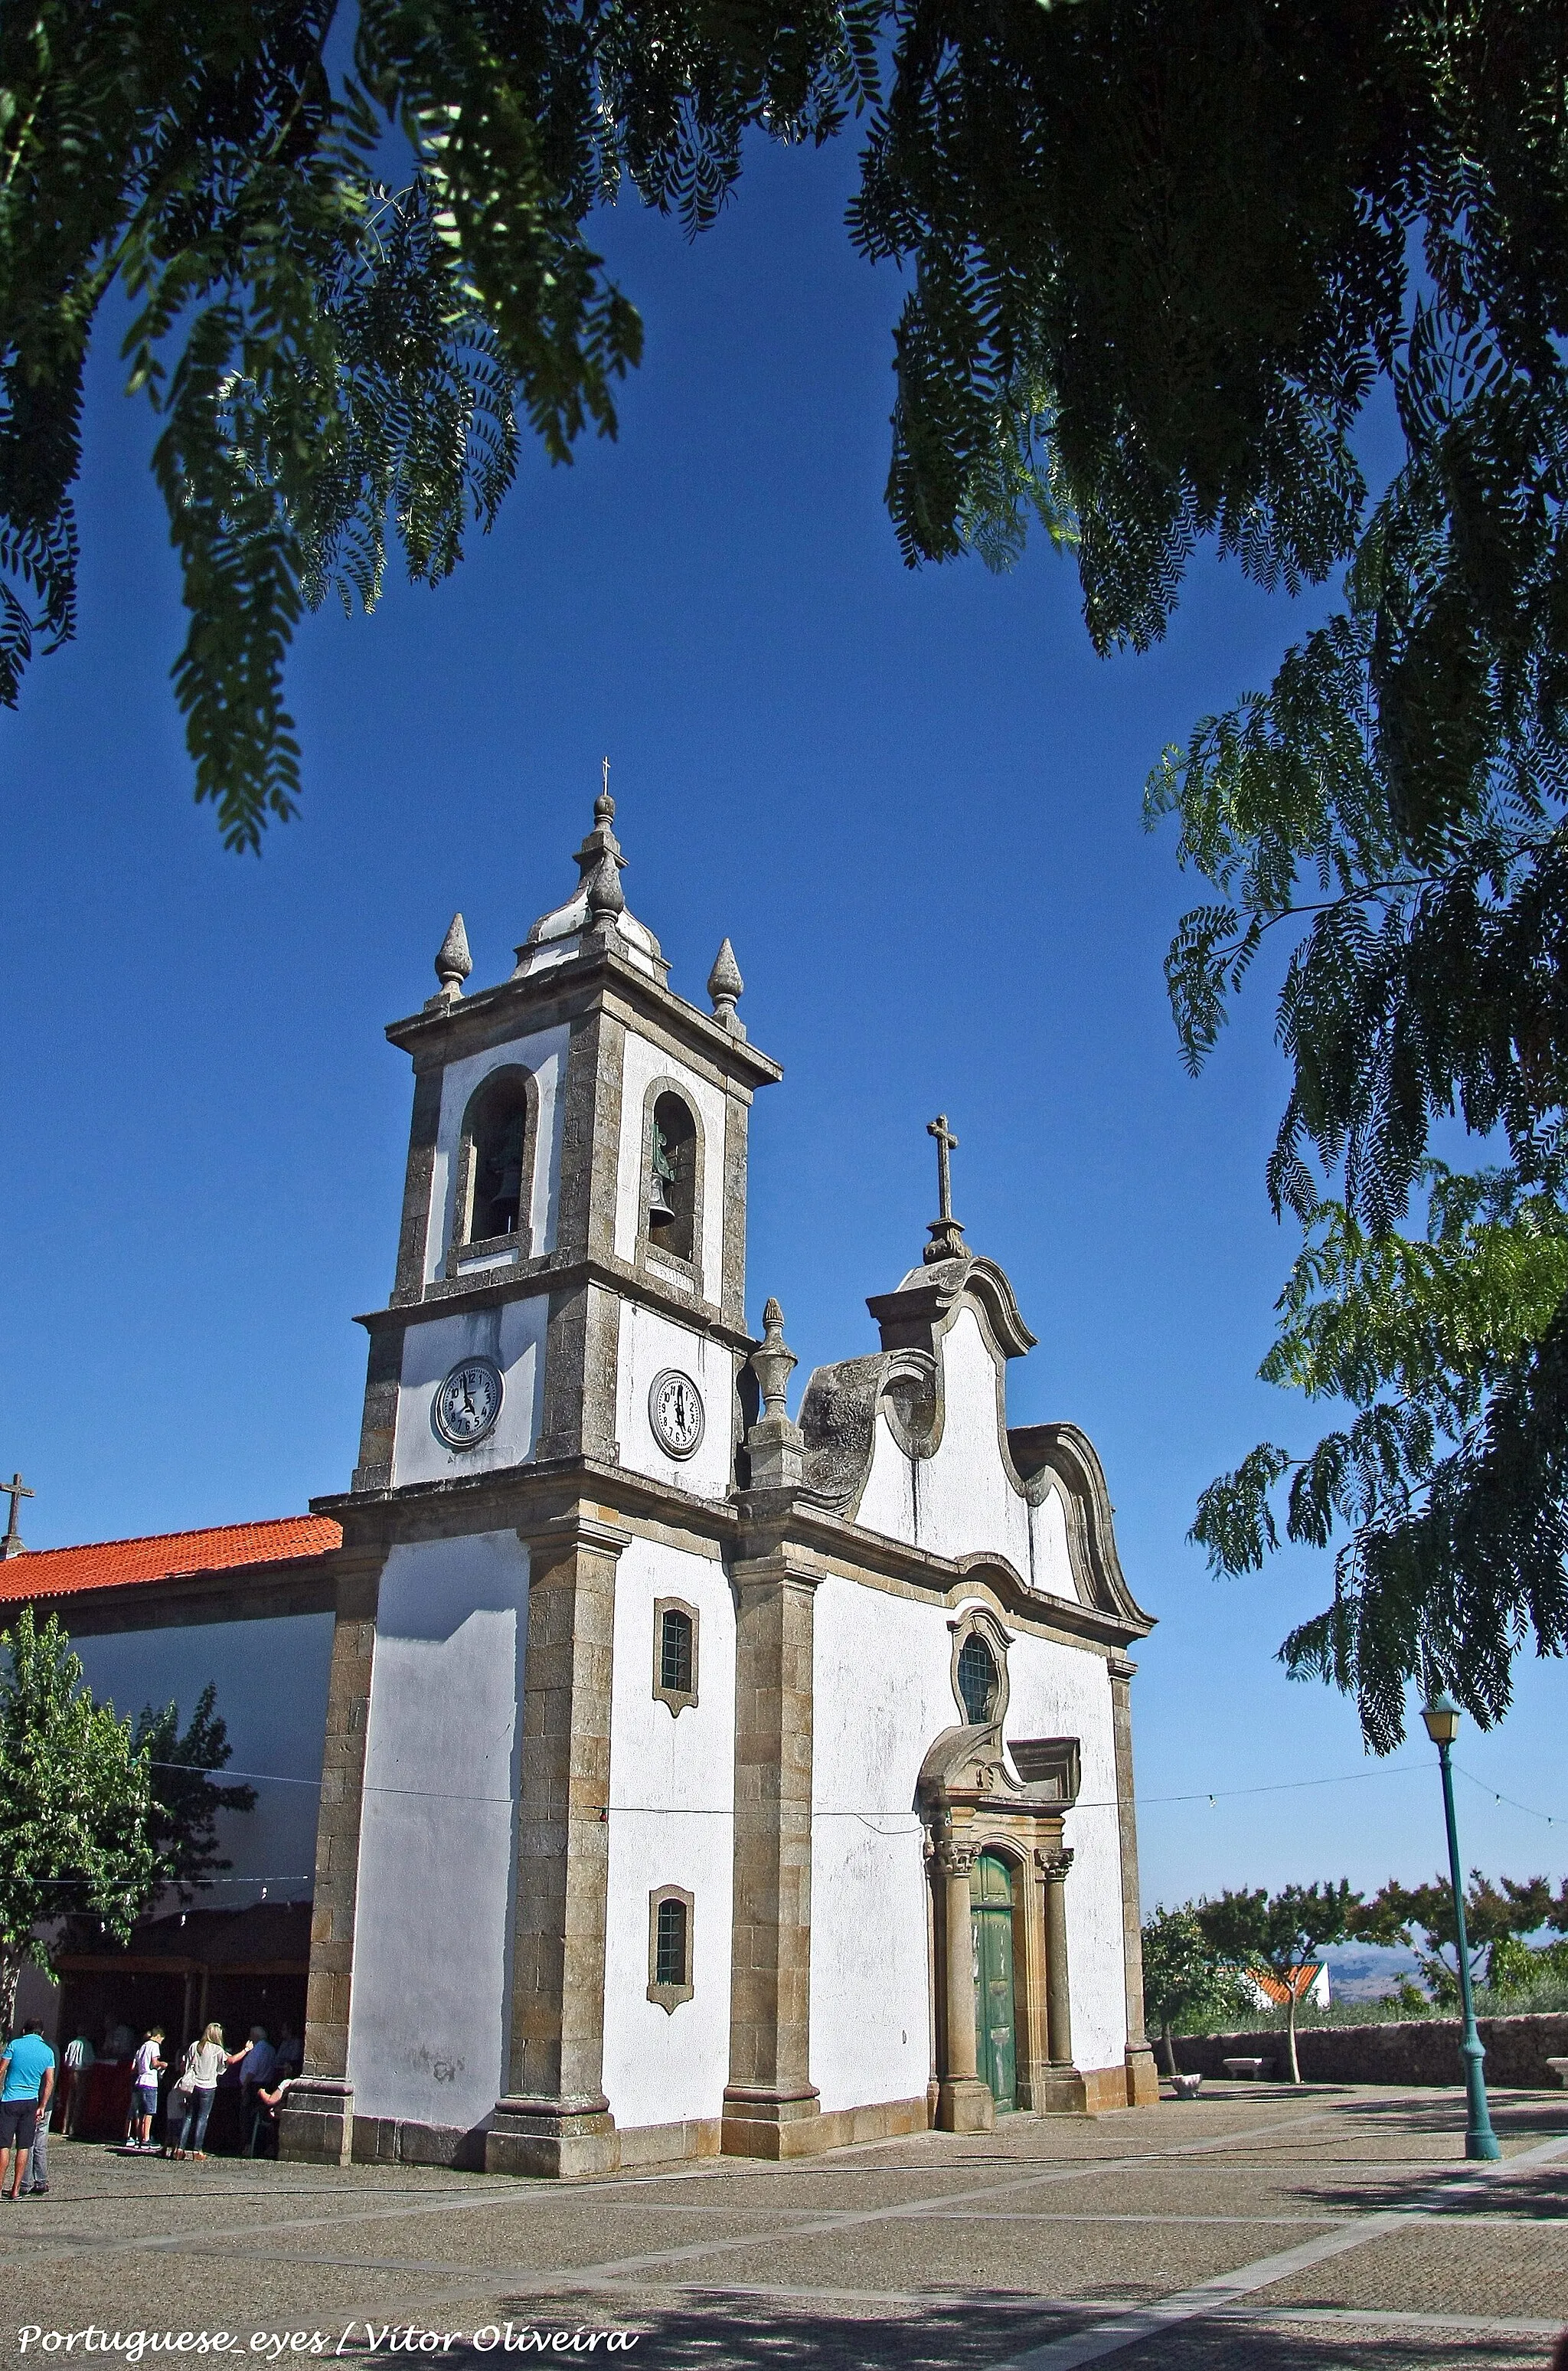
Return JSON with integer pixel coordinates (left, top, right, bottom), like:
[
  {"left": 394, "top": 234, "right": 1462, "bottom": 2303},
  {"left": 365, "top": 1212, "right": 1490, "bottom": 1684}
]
[
  {"left": 655, "top": 1896, "right": 687, "bottom": 1987},
  {"left": 660, "top": 1607, "right": 692, "bottom": 1693},
  {"left": 647, "top": 1885, "right": 694, "bottom": 2010},
  {"left": 652, "top": 1598, "right": 699, "bottom": 1714}
]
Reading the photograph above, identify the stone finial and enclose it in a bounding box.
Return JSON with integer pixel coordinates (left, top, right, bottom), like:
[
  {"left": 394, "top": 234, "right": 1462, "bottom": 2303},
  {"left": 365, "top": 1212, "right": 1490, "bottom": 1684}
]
[
  {"left": 707, "top": 938, "right": 746, "bottom": 1039},
  {"left": 746, "top": 1297, "right": 804, "bottom": 1490},
  {"left": 432, "top": 912, "right": 472, "bottom": 1004},
  {"left": 574, "top": 777, "right": 626, "bottom": 934}
]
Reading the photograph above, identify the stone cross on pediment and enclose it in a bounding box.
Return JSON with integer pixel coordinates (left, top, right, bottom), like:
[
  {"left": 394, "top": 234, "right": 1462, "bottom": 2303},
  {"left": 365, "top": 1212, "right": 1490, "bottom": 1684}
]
[{"left": 924, "top": 1113, "right": 969, "bottom": 1266}]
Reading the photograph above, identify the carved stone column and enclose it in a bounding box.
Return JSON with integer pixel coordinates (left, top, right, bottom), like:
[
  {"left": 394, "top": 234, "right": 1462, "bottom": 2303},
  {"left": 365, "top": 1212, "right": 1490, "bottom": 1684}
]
[
  {"left": 723, "top": 1555, "right": 822, "bottom": 2157},
  {"left": 935, "top": 1840, "right": 994, "bottom": 2133},
  {"left": 1107, "top": 1654, "right": 1160, "bottom": 2104},
  {"left": 1034, "top": 1847, "right": 1088, "bottom": 2114},
  {"left": 280, "top": 1550, "right": 384, "bottom": 2167},
  {"left": 487, "top": 1511, "right": 626, "bottom": 2179}
]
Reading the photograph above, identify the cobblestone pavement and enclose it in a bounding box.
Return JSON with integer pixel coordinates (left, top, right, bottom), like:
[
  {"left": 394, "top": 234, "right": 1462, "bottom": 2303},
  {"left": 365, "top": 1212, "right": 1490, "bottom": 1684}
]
[{"left": 4, "top": 2085, "right": 1566, "bottom": 2369}]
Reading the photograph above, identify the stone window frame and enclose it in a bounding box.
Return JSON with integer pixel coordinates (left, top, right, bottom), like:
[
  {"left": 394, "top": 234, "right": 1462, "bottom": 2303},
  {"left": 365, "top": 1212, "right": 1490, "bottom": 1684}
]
[
  {"left": 635, "top": 1075, "right": 706, "bottom": 1300},
  {"left": 949, "top": 1605, "right": 1012, "bottom": 1729},
  {"left": 652, "top": 1598, "right": 700, "bottom": 1717},
  {"left": 647, "top": 1885, "right": 695, "bottom": 2012},
  {"left": 448, "top": 1063, "right": 541, "bottom": 1271}
]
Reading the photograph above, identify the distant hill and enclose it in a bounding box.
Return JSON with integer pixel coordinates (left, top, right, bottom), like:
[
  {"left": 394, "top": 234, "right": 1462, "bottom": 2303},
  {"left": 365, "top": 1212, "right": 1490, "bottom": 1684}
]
[{"left": 1321, "top": 1942, "right": 1421, "bottom": 2001}]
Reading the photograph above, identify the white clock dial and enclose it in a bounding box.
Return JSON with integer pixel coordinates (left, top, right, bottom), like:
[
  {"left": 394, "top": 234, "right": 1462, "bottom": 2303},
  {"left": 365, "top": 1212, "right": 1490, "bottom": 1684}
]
[
  {"left": 433, "top": 1356, "right": 504, "bottom": 1450},
  {"left": 648, "top": 1368, "right": 705, "bottom": 1460}
]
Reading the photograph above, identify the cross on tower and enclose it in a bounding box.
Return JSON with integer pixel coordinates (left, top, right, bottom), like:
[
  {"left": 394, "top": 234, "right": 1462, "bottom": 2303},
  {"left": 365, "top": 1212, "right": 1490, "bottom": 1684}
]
[
  {"left": 923, "top": 1113, "right": 969, "bottom": 1266},
  {"left": 2, "top": 1472, "right": 33, "bottom": 1560}
]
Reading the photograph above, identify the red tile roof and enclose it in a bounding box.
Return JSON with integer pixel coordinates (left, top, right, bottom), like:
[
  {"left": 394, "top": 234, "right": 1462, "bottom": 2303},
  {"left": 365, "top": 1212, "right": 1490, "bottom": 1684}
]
[
  {"left": 1252, "top": 1964, "right": 1325, "bottom": 2007},
  {"left": 0, "top": 1516, "right": 341, "bottom": 1603}
]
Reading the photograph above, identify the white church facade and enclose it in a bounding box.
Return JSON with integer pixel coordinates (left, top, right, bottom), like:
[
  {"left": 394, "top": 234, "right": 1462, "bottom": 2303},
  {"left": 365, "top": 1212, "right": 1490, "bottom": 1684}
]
[{"left": 266, "top": 787, "right": 1160, "bottom": 2176}]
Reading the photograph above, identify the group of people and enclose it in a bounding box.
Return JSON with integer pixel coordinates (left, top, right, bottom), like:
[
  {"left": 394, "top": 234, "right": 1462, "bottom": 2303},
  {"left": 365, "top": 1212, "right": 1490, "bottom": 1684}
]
[
  {"left": 126, "top": 2022, "right": 301, "bottom": 2159},
  {"left": 0, "top": 2013, "right": 305, "bottom": 2197}
]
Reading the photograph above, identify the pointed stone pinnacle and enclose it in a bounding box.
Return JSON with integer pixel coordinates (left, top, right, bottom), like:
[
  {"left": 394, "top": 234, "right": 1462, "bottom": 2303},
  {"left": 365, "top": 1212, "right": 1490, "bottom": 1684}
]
[
  {"left": 434, "top": 912, "right": 472, "bottom": 999},
  {"left": 707, "top": 937, "right": 746, "bottom": 1038},
  {"left": 746, "top": 1297, "right": 803, "bottom": 1489}
]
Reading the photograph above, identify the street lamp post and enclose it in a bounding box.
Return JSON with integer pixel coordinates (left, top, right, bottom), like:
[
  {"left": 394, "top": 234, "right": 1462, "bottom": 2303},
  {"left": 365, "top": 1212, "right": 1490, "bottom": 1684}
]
[{"left": 1420, "top": 1692, "right": 1501, "bottom": 2162}]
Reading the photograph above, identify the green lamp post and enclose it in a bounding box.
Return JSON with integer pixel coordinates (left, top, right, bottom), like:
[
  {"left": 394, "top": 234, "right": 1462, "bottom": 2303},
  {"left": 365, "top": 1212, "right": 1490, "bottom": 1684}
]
[{"left": 1420, "top": 1692, "right": 1501, "bottom": 2161}]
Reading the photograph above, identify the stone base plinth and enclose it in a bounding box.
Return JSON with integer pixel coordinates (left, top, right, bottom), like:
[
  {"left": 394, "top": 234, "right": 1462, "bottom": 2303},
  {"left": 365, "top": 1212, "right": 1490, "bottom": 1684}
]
[
  {"left": 485, "top": 2095, "right": 620, "bottom": 2180},
  {"left": 1034, "top": 2064, "right": 1089, "bottom": 2115},
  {"left": 1125, "top": 2043, "right": 1160, "bottom": 2105},
  {"left": 720, "top": 2083, "right": 822, "bottom": 2160},
  {"left": 277, "top": 2078, "right": 354, "bottom": 2168},
  {"left": 936, "top": 2076, "right": 995, "bottom": 2134}
]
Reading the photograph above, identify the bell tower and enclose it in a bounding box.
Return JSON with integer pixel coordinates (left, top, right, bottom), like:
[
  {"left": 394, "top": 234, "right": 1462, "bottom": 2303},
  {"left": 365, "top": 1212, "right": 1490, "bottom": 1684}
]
[
  {"left": 350, "top": 786, "right": 780, "bottom": 1502},
  {"left": 285, "top": 787, "right": 779, "bottom": 2177}
]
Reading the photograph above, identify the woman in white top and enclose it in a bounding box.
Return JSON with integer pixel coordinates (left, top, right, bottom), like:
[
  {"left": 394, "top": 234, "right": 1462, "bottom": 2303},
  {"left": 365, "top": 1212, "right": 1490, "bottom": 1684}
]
[{"left": 173, "top": 2024, "right": 246, "bottom": 2160}]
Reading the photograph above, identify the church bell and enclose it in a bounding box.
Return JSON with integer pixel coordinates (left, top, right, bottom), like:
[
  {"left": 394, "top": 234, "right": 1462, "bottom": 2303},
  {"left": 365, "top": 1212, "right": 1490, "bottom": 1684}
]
[{"left": 648, "top": 1166, "right": 675, "bottom": 1227}]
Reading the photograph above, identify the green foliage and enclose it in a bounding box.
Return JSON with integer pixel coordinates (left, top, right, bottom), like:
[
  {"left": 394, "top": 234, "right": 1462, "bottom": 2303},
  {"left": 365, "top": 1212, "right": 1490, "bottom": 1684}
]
[
  {"left": 0, "top": 1607, "right": 155, "bottom": 2028},
  {"left": 1486, "top": 1931, "right": 1568, "bottom": 1995},
  {"left": 0, "top": 1, "right": 874, "bottom": 845},
  {"left": 1191, "top": 1171, "right": 1568, "bottom": 1749},
  {"left": 1197, "top": 1882, "right": 1361, "bottom": 2082},
  {"left": 1354, "top": 1866, "right": 1562, "bottom": 1997},
  {"left": 132, "top": 1683, "right": 257, "bottom": 1905},
  {"left": 1140, "top": 1902, "right": 1254, "bottom": 2075}
]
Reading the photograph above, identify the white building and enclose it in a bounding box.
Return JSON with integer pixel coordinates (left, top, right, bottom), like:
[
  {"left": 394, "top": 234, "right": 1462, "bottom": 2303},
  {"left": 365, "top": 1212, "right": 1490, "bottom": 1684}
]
[{"left": 270, "top": 790, "right": 1159, "bottom": 2175}]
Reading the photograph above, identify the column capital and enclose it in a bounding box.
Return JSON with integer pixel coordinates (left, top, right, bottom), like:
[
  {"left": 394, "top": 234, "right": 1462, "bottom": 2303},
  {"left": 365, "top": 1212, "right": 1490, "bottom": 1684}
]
[
  {"left": 936, "top": 1839, "right": 977, "bottom": 1880},
  {"left": 1035, "top": 1846, "right": 1075, "bottom": 1882},
  {"left": 1106, "top": 1654, "right": 1138, "bottom": 1683},
  {"left": 516, "top": 1509, "right": 632, "bottom": 1563}
]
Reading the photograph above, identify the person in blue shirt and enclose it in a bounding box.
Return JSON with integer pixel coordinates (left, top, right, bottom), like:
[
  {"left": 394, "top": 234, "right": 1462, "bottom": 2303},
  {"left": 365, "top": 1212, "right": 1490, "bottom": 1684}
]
[{"left": 0, "top": 2023, "right": 55, "bottom": 2200}]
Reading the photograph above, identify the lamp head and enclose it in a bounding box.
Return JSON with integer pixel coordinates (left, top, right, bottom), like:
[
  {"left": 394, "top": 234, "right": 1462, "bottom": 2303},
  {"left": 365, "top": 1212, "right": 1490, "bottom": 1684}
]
[{"left": 1421, "top": 1692, "right": 1462, "bottom": 1747}]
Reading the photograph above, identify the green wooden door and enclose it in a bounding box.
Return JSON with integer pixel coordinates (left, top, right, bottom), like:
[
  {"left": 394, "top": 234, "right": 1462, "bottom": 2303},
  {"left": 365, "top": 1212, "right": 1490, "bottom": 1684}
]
[{"left": 970, "top": 1851, "right": 1017, "bottom": 2112}]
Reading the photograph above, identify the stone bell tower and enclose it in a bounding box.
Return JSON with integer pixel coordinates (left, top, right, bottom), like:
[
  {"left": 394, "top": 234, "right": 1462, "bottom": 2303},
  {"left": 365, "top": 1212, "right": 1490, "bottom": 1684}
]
[{"left": 284, "top": 786, "right": 780, "bottom": 2176}]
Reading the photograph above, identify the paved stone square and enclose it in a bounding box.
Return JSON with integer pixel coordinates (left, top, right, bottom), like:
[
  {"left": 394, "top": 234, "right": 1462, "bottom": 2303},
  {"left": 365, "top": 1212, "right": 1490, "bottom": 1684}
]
[{"left": 4, "top": 2085, "right": 1566, "bottom": 2369}]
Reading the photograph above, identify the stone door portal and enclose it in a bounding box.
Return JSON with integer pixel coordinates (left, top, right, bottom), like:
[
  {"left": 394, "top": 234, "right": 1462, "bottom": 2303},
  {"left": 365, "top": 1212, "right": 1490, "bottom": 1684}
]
[{"left": 971, "top": 1851, "right": 1017, "bottom": 2112}]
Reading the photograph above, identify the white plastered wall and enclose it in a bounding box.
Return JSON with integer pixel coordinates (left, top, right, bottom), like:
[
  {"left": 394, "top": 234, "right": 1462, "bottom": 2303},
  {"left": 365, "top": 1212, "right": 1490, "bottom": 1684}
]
[
  {"left": 809, "top": 1575, "right": 1129, "bottom": 2108},
  {"left": 391, "top": 1297, "right": 547, "bottom": 1486},
  {"left": 808, "top": 1577, "right": 950, "bottom": 2114},
  {"left": 612, "top": 1034, "right": 727, "bottom": 1297},
  {"left": 348, "top": 1531, "right": 529, "bottom": 2135},
  {"left": 1004, "top": 1634, "right": 1129, "bottom": 2073},
  {"left": 616, "top": 1301, "right": 735, "bottom": 1503},
  {"left": 602, "top": 1537, "right": 736, "bottom": 2132},
  {"left": 852, "top": 1307, "right": 1079, "bottom": 1604},
  {"left": 425, "top": 1022, "right": 570, "bottom": 1284}
]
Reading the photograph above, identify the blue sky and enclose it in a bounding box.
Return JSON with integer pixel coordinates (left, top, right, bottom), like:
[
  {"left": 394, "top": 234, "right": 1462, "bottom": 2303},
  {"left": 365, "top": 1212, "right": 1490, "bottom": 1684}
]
[{"left": 2, "top": 132, "right": 1561, "bottom": 1911}]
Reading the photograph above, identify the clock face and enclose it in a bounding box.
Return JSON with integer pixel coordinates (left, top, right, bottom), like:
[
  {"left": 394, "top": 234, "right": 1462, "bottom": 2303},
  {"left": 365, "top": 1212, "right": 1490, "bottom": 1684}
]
[
  {"left": 648, "top": 1368, "right": 705, "bottom": 1460},
  {"left": 433, "top": 1356, "right": 504, "bottom": 1450}
]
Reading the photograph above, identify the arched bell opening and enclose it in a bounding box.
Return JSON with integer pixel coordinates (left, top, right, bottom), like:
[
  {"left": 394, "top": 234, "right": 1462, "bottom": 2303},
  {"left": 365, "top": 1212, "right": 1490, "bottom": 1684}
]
[
  {"left": 455, "top": 1066, "right": 537, "bottom": 1254},
  {"left": 645, "top": 1087, "right": 699, "bottom": 1266}
]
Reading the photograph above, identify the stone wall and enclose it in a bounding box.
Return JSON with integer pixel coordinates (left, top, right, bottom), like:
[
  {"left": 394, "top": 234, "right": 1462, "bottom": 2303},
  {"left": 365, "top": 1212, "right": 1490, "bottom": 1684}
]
[{"left": 1171, "top": 2012, "right": 1568, "bottom": 2087}]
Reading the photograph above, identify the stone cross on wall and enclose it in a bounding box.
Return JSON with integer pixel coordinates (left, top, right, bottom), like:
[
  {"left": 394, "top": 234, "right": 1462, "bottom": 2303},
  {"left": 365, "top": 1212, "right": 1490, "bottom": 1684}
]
[
  {"left": 2, "top": 1471, "right": 32, "bottom": 1559},
  {"left": 924, "top": 1114, "right": 969, "bottom": 1266}
]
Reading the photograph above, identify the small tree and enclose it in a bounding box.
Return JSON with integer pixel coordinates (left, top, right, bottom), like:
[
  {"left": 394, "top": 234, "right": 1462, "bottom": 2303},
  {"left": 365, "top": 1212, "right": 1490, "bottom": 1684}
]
[
  {"left": 0, "top": 1610, "right": 155, "bottom": 2030},
  {"left": 1142, "top": 1905, "right": 1254, "bottom": 2076},
  {"left": 1357, "top": 1870, "right": 1553, "bottom": 2002},
  {"left": 1197, "top": 1882, "right": 1361, "bottom": 2085},
  {"left": 134, "top": 1684, "right": 257, "bottom": 1904}
]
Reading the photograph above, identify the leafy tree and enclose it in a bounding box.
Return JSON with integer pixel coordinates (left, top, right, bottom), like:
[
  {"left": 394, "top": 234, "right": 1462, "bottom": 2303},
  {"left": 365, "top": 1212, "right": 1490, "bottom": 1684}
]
[
  {"left": 1357, "top": 1868, "right": 1557, "bottom": 2002},
  {"left": 1141, "top": 1903, "right": 1253, "bottom": 2077},
  {"left": 0, "top": 1609, "right": 155, "bottom": 2032},
  {"left": 1486, "top": 1932, "right": 1568, "bottom": 1997},
  {"left": 133, "top": 1683, "right": 257, "bottom": 1905},
  {"left": 1197, "top": 1882, "right": 1361, "bottom": 2085},
  {"left": 10, "top": 8, "right": 1568, "bottom": 1726}
]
